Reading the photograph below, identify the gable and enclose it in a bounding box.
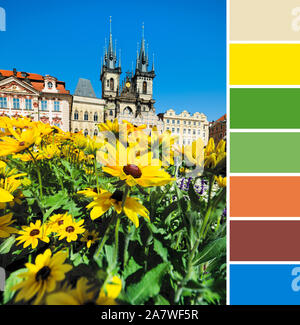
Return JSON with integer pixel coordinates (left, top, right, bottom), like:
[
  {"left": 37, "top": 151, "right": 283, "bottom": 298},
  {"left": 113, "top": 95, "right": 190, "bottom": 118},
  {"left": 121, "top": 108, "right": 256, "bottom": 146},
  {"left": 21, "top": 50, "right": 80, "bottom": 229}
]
[{"left": 0, "top": 77, "right": 40, "bottom": 95}]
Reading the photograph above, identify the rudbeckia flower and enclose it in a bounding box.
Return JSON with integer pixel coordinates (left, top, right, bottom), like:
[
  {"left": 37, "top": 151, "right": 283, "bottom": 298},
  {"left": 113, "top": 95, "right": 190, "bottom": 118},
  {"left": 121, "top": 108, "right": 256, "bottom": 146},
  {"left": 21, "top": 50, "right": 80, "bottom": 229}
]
[
  {"left": 204, "top": 138, "right": 226, "bottom": 169},
  {"left": 87, "top": 189, "right": 149, "bottom": 228},
  {"left": 46, "top": 275, "right": 122, "bottom": 305},
  {"left": 215, "top": 175, "right": 226, "bottom": 187},
  {"left": 100, "top": 141, "right": 174, "bottom": 187},
  {"left": 0, "top": 126, "right": 39, "bottom": 157},
  {"left": 16, "top": 220, "right": 51, "bottom": 249},
  {"left": 80, "top": 230, "right": 99, "bottom": 248},
  {"left": 0, "top": 213, "right": 16, "bottom": 238},
  {"left": 12, "top": 249, "right": 72, "bottom": 305},
  {"left": 55, "top": 214, "right": 85, "bottom": 242}
]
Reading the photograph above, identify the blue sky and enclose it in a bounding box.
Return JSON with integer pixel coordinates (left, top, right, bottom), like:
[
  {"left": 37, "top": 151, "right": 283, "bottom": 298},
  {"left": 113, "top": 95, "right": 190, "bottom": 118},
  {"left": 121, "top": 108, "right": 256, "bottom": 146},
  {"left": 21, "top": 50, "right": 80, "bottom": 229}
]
[{"left": 0, "top": 0, "right": 226, "bottom": 121}]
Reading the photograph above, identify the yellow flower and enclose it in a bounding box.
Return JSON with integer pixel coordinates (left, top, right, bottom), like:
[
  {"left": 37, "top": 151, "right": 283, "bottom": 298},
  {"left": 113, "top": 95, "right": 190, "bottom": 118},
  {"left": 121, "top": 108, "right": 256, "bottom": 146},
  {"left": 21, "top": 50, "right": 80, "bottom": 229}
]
[
  {"left": 16, "top": 220, "right": 51, "bottom": 249},
  {"left": 215, "top": 175, "right": 226, "bottom": 187},
  {"left": 46, "top": 275, "right": 122, "bottom": 305},
  {"left": 97, "top": 275, "right": 122, "bottom": 305},
  {"left": 204, "top": 138, "right": 226, "bottom": 169},
  {"left": 77, "top": 187, "right": 104, "bottom": 199},
  {"left": 101, "top": 141, "right": 174, "bottom": 187},
  {"left": 47, "top": 213, "right": 68, "bottom": 233},
  {"left": 0, "top": 213, "right": 16, "bottom": 238},
  {"left": 38, "top": 144, "right": 60, "bottom": 160},
  {"left": 0, "top": 127, "right": 39, "bottom": 156},
  {"left": 80, "top": 230, "right": 99, "bottom": 248},
  {"left": 87, "top": 189, "right": 149, "bottom": 228},
  {"left": 56, "top": 214, "right": 85, "bottom": 242},
  {"left": 98, "top": 118, "right": 120, "bottom": 134},
  {"left": 13, "top": 249, "right": 72, "bottom": 304}
]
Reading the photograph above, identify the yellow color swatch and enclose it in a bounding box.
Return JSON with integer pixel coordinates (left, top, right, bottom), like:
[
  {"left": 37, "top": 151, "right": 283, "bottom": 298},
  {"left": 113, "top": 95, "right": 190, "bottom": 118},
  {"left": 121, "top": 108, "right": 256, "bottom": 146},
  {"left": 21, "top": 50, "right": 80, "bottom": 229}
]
[{"left": 230, "top": 44, "right": 300, "bottom": 85}]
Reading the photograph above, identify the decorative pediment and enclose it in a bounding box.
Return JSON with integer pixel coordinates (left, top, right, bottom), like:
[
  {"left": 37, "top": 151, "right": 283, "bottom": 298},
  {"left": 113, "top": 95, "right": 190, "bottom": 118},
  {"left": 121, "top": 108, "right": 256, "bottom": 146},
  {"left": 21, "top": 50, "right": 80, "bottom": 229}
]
[{"left": 0, "top": 76, "right": 40, "bottom": 95}]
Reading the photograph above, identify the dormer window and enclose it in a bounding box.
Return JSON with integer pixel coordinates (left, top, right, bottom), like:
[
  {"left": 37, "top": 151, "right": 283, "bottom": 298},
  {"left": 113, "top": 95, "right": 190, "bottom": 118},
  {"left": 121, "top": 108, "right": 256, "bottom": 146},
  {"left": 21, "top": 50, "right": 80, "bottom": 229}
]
[{"left": 48, "top": 82, "right": 53, "bottom": 89}]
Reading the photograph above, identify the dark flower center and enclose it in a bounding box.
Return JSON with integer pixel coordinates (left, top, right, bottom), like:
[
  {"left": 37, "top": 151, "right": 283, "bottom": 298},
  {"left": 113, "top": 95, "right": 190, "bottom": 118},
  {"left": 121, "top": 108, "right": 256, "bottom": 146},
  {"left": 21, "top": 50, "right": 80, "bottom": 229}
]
[
  {"left": 84, "top": 301, "right": 96, "bottom": 305},
  {"left": 30, "top": 229, "right": 40, "bottom": 236},
  {"left": 87, "top": 235, "right": 94, "bottom": 241},
  {"left": 123, "top": 164, "right": 142, "bottom": 178},
  {"left": 35, "top": 266, "right": 51, "bottom": 281},
  {"left": 66, "top": 226, "right": 75, "bottom": 233},
  {"left": 110, "top": 190, "right": 123, "bottom": 202},
  {"left": 93, "top": 187, "right": 98, "bottom": 193},
  {"left": 19, "top": 141, "right": 25, "bottom": 146},
  {"left": 58, "top": 220, "right": 64, "bottom": 226}
]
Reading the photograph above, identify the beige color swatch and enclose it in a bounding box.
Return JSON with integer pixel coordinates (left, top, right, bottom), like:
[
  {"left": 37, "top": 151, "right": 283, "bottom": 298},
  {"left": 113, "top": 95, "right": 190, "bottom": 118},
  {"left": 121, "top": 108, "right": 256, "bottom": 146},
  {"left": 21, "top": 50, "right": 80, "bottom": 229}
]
[{"left": 230, "top": 0, "right": 300, "bottom": 41}]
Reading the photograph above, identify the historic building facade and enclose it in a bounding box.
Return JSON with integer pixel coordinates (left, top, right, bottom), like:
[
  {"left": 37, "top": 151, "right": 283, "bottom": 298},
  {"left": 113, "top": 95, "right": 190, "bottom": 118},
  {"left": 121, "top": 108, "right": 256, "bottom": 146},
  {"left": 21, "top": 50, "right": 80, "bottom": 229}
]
[
  {"left": 0, "top": 69, "right": 72, "bottom": 131},
  {"left": 71, "top": 78, "right": 105, "bottom": 136},
  {"left": 69, "top": 19, "right": 210, "bottom": 143},
  {"left": 163, "top": 109, "right": 209, "bottom": 146},
  {"left": 209, "top": 114, "right": 226, "bottom": 145}
]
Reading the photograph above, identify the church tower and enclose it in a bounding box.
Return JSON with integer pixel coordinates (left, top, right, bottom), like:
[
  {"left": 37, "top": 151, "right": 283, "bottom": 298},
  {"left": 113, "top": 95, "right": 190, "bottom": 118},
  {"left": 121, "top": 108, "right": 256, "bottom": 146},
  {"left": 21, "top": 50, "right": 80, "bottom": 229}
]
[
  {"left": 133, "top": 23, "right": 156, "bottom": 102},
  {"left": 100, "top": 17, "right": 121, "bottom": 100}
]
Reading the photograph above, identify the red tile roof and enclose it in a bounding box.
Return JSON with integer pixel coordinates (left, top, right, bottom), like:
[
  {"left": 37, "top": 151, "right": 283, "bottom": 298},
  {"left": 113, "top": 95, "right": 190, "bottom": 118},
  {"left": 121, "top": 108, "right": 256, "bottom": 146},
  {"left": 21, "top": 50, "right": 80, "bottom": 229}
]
[{"left": 0, "top": 70, "right": 70, "bottom": 94}]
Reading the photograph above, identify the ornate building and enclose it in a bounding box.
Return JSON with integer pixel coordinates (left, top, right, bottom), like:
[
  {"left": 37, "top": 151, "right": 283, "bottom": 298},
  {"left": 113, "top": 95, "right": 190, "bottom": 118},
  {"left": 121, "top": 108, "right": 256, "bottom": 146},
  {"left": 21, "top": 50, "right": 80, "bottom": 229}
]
[
  {"left": 0, "top": 69, "right": 72, "bottom": 131},
  {"left": 163, "top": 109, "right": 209, "bottom": 146},
  {"left": 99, "top": 20, "right": 164, "bottom": 133},
  {"left": 71, "top": 78, "right": 105, "bottom": 136}
]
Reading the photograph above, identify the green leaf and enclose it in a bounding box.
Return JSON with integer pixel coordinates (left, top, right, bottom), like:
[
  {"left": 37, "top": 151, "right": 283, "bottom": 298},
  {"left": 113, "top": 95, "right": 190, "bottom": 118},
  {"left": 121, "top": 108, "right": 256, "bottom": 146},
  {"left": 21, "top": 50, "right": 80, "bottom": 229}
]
[
  {"left": 153, "top": 238, "right": 168, "bottom": 262},
  {"left": 193, "top": 237, "right": 226, "bottom": 266},
  {"left": 0, "top": 236, "right": 15, "bottom": 254},
  {"left": 3, "top": 268, "right": 27, "bottom": 304},
  {"left": 126, "top": 262, "right": 169, "bottom": 304},
  {"left": 123, "top": 257, "right": 143, "bottom": 280},
  {"left": 154, "top": 294, "right": 170, "bottom": 305}
]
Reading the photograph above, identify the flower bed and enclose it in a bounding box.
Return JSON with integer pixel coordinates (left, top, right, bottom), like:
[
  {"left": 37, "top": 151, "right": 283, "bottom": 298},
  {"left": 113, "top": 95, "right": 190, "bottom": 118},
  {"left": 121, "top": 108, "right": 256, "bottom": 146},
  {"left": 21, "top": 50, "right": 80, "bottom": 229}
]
[{"left": 0, "top": 117, "right": 226, "bottom": 305}]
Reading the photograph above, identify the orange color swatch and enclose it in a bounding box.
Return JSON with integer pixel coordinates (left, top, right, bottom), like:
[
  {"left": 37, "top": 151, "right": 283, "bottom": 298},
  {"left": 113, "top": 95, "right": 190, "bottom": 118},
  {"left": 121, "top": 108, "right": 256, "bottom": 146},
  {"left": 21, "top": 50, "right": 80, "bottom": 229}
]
[{"left": 230, "top": 176, "right": 300, "bottom": 217}]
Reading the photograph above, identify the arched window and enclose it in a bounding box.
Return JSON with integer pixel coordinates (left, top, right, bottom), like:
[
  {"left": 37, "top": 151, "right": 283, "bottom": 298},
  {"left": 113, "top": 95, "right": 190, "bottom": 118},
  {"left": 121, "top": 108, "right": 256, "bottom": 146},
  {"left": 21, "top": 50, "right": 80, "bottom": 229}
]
[
  {"left": 124, "top": 107, "right": 133, "bottom": 115},
  {"left": 110, "top": 78, "right": 114, "bottom": 91},
  {"left": 142, "top": 81, "right": 147, "bottom": 94},
  {"left": 109, "top": 110, "right": 113, "bottom": 116},
  {"left": 94, "top": 113, "right": 98, "bottom": 122},
  {"left": 84, "top": 111, "right": 88, "bottom": 121},
  {"left": 74, "top": 110, "right": 78, "bottom": 120},
  {"left": 107, "top": 80, "right": 109, "bottom": 87},
  {"left": 84, "top": 129, "right": 88, "bottom": 136},
  {"left": 94, "top": 129, "right": 98, "bottom": 136}
]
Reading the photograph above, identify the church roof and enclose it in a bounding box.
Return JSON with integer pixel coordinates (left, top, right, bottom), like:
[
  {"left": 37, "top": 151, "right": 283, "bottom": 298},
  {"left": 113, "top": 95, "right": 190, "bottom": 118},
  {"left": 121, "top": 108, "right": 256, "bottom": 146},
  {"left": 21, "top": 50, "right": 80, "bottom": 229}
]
[{"left": 74, "top": 78, "right": 96, "bottom": 98}]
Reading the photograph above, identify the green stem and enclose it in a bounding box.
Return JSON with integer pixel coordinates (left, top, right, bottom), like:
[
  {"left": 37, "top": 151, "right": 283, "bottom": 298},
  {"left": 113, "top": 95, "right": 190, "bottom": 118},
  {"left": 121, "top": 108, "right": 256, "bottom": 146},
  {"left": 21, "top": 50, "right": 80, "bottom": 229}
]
[
  {"left": 94, "top": 213, "right": 115, "bottom": 259},
  {"left": 26, "top": 149, "right": 43, "bottom": 198}
]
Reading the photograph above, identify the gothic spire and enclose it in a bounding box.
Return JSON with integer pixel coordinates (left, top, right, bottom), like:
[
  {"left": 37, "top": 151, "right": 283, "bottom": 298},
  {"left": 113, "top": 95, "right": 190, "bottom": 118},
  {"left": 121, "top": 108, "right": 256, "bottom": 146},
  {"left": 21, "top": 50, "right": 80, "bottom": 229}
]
[
  {"left": 137, "top": 23, "right": 149, "bottom": 72},
  {"left": 104, "top": 16, "right": 117, "bottom": 69}
]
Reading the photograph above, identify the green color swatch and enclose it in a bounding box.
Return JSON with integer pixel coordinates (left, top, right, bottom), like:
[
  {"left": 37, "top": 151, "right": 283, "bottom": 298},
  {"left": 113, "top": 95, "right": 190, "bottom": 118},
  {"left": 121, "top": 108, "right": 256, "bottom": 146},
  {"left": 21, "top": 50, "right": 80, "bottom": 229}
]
[
  {"left": 230, "top": 132, "right": 300, "bottom": 172},
  {"left": 230, "top": 88, "right": 300, "bottom": 128}
]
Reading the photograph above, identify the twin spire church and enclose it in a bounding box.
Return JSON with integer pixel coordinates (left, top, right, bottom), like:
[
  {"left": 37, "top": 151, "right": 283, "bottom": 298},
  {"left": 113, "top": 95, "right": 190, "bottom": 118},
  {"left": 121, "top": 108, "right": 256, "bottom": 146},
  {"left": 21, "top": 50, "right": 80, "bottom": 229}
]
[{"left": 98, "top": 18, "right": 163, "bottom": 132}]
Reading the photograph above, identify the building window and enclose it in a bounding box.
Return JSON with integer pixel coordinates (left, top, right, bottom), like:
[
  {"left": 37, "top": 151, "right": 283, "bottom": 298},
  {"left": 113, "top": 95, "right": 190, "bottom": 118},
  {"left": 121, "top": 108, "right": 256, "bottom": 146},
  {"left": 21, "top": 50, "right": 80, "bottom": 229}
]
[
  {"left": 172, "top": 128, "right": 175, "bottom": 133},
  {"left": 172, "top": 119, "right": 175, "bottom": 124},
  {"left": 54, "top": 101, "right": 60, "bottom": 112},
  {"left": 167, "top": 119, "right": 169, "bottom": 123},
  {"left": 74, "top": 128, "right": 79, "bottom": 133},
  {"left": 84, "top": 129, "right": 89, "bottom": 136},
  {"left": 13, "top": 98, "right": 20, "bottom": 109},
  {"left": 188, "top": 129, "right": 191, "bottom": 134},
  {"left": 94, "top": 129, "right": 98, "bottom": 136},
  {"left": 94, "top": 113, "right": 98, "bottom": 122},
  {"left": 184, "top": 121, "right": 186, "bottom": 125},
  {"left": 203, "top": 132, "right": 205, "bottom": 138},
  {"left": 74, "top": 110, "right": 79, "bottom": 120},
  {"left": 107, "top": 80, "right": 109, "bottom": 87},
  {"left": 188, "top": 121, "right": 191, "bottom": 125},
  {"left": 110, "top": 78, "right": 114, "bottom": 91},
  {"left": 25, "top": 99, "right": 32, "bottom": 110},
  {"left": 198, "top": 130, "right": 200, "bottom": 135},
  {"left": 0, "top": 97, "right": 7, "bottom": 108},
  {"left": 194, "top": 121, "right": 196, "bottom": 125},
  {"left": 142, "top": 81, "right": 147, "bottom": 94},
  {"left": 177, "top": 128, "right": 179, "bottom": 133},
  {"left": 193, "top": 130, "right": 196, "bottom": 135},
  {"left": 183, "top": 129, "right": 186, "bottom": 134},
  {"left": 41, "top": 100, "right": 47, "bottom": 111},
  {"left": 84, "top": 111, "right": 89, "bottom": 121},
  {"left": 48, "top": 82, "right": 53, "bottom": 89},
  {"left": 109, "top": 110, "right": 113, "bottom": 116},
  {"left": 177, "top": 120, "right": 180, "bottom": 124}
]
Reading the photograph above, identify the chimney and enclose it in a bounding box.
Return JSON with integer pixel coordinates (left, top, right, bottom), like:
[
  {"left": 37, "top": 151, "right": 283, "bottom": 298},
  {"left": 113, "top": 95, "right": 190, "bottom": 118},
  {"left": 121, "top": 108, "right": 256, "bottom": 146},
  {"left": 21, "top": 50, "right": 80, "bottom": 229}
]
[{"left": 13, "top": 68, "right": 17, "bottom": 76}]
